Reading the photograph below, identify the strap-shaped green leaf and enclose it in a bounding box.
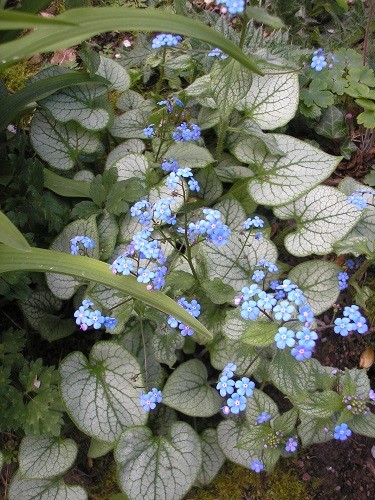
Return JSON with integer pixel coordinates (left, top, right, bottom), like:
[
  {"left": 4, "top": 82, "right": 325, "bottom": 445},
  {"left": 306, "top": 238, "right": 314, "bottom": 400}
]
[
  {"left": 274, "top": 185, "right": 362, "bottom": 256},
  {"left": 163, "top": 359, "right": 222, "bottom": 417},
  {"left": 60, "top": 341, "right": 147, "bottom": 443},
  {"left": 0, "top": 8, "right": 264, "bottom": 75},
  {"left": 0, "top": 210, "right": 31, "bottom": 251},
  {"left": 44, "top": 168, "right": 91, "bottom": 198},
  {"left": 233, "top": 135, "right": 341, "bottom": 206},
  {"left": 115, "top": 422, "right": 202, "bottom": 500},
  {"left": 0, "top": 245, "right": 212, "bottom": 340},
  {"left": 0, "top": 10, "right": 77, "bottom": 29},
  {"left": 288, "top": 260, "right": 342, "bottom": 315},
  {"left": 9, "top": 470, "right": 87, "bottom": 500},
  {"left": 0, "top": 73, "right": 108, "bottom": 131},
  {"left": 19, "top": 437, "right": 77, "bottom": 479}
]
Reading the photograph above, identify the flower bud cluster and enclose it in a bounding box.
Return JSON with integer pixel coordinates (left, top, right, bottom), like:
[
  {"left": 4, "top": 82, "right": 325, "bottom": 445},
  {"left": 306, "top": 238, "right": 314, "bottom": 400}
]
[
  {"left": 70, "top": 236, "right": 95, "bottom": 255},
  {"left": 217, "top": 363, "right": 255, "bottom": 415},
  {"left": 182, "top": 208, "right": 231, "bottom": 247}
]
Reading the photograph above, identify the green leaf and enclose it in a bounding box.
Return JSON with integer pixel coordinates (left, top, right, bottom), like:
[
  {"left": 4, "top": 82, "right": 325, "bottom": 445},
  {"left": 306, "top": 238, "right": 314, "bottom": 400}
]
[
  {"left": 0, "top": 10, "right": 77, "bottom": 29},
  {"left": 0, "top": 8, "right": 264, "bottom": 75},
  {"left": 46, "top": 215, "right": 99, "bottom": 299},
  {"left": 165, "top": 143, "right": 214, "bottom": 170},
  {"left": 314, "top": 106, "right": 348, "bottom": 139},
  {"left": 357, "top": 109, "right": 375, "bottom": 129},
  {"left": 0, "top": 245, "right": 212, "bottom": 341},
  {"left": 342, "top": 368, "right": 370, "bottom": 399},
  {"left": 288, "top": 260, "right": 342, "bottom": 315},
  {"left": 30, "top": 110, "right": 102, "bottom": 170},
  {"left": 110, "top": 108, "right": 149, "bottom": 139},
  {"left": 19, "top": 289, "right": 63, "bottom": 331},
  {"left": 39, "top": 314, "right": 76, "bottom": 342},
  {"left": 87, "top": 439, "right": 114, "bottom": 459},
  {"left": 200, "top": 233, "right": 277, "bottom": 290},
  {"left": 201, "top": 278, "right": 235, "bottom": 305},
  {"left": 0, "top": 210, "right": 31, "bottom": 251},
  {"left": 39, "top": 83, "right": 111, "bottom": 131},
  {"left": 233, "top": 135, "right": 341, "bottom": 206},
  {"left": 300, "top": 80, "right": 334, "bottom": 108},
  {"left": 350, "top": 414, "right": 375, "bottom": 438},
  {"left": 274, "top": 186, "right": 362, "bottom": 256},
  {"left": 60, "top": 341, "right": 147, "bottom": 443},
  {"left": 242, "top": 321, "right": 279, "bottom": 348},
  {"left": 165, "top": 270, "right": 195, "bottom": 293},
  {"left": 44, "top": 168, "right": 91, "bottom": 198},
  {"left": 209, "top": 335, "right": 260, "bottom": 376},
  {"left": 9, "top": 471, "right": 87, "bottom": 500},
  {"left": 106, "top": 153, "right": 148, "bottom": 182},
  {"left": 355, "top": 98, "right": 375, "bottom": 111},
  {"left": 213, "top": 198, "right": 247, "bottom": 231},
  {"left": 237, "top": 425, "right": 267, "bottom": 454},
  {"left": 271, "top": 408, "right": 298, "bottom": 435},
  {"left": 245, "top": 388, "right": 279, "bottom": 424},
  {"left": 96, "top": 55, "right": 131, "bottom": 92},
  {"left": 246, "top": 6, "right": 285, "bottom": 28},
  {"left": 196, "top": 429, "right": 225, "bottom": 486},
  {"left": 217, "top": 420, "right": 257, "bottom": 466},
  {"left": 211, "top": 59, "right": 253, "bottom": 116},
  {"left": 193, "top": 166, "right": 223, "bottom": 202},
  {"left": 0, "top": 73, "right": 108, "bottom": 131},
  {"left": 298, "top": 414, "right": 334, "bottom": 446},
  {"left": 232, "top": 118, "right": 285, "bottom": 155},
  {"left": 106, "top": 140, "right": 145, "bottom": 166},
  {"left": 163, "top": 359, "right": 222, "bottom": 417},
  {"left": 291, "top": 391, "right": 343, "bottom": 418},
  {"left": 237, "top": 71, "right": 298, "bottom": 130},
  {"left": 269, "top": 350, "right": 316, "bottom": 397},
  {"left": 115, "top": 422, "right": 202, "bottom": 500},
  {"left": 19, "top": 436, "right": 77, "bottom": 479},
  {"left": 97, "top": 211, "right": 119, "bottom": 260}
]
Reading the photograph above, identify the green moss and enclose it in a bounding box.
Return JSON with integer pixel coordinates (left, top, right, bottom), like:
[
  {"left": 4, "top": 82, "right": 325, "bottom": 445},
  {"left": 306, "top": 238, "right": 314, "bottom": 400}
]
[
  {"left": 188, "top": 460, "right": 313, "bottom": 500},
  {"left": 1, "top": 61, "right": 39, "bottom": 92}
]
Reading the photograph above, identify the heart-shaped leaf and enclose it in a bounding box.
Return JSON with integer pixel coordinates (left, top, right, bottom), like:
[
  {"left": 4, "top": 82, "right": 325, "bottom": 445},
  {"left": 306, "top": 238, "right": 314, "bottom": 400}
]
[
  {"left": 9, "top": 471, "right": 87, "bottom": 500},
  {"left": 274, "top": 185, "right": 362, "bottom": 256},
  {"left": 164, "top": 143, "right": 214, "bottom": 170},
  {"left": 196, "top": 428, "right": 225, "bottom": 486},
  {"left": 298, "top": 414, "right": 335, "bottom": 447},
  {"left": 96, "top": 56, "right": 131, "bottom": 92},
  {"left": 19, "top": 437, "right": 77, "bottom": 479},
  {"left": 288, "top": 260, "right": 342, "bottom": 314},
  {"left": 60, "top": 341, "right": 147, "bottom": 443},
  {"left": 46, "top": 215, "right": 99, "bottom": 299},
  {"left": 106, "top": 139, "right": 145, "bottom": 167},
  {"left": 163, "top": 359, "right": 222, "bottom": 417},
  {"left": 232, "top": 135, "right": 341, "bottom": 206},
  {"left": 245, "top": 389, "right": 279, "bottom": 424},
  {"left": 115, "top": 422, "right": 202, "bottom": 500},
  {"left": 106, "top": 153, "right": 148, "bottom": 182},
  {"left": 217, "top": 420, "right": 256, "bottom": 467},
  {"left": 209, "top": 335, "right": 260, "bottom": 376},
  {"left": 30, "top": 110, "right": 102, "bottom": 170},
  {"left": 236, "top": 71, "right": 299, "bottom": 130}
]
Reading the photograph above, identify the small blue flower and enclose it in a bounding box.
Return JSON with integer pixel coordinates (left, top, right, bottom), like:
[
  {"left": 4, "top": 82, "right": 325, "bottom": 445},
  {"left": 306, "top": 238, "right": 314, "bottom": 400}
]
[
  {"left": 345, "top": 259, "right": 355, "bottom": 270},
  {"left": 275, "top": 327, "right": 296, "bottom": 349},
  {"left": 291, "top": 344, "right": 313, "bottom": 361},
  {"left": 207, "top": 47, "right": 228, "bottom": 59},
  {"left": 273, "top": 300, "right": 295, "bottom": 321},
  {"left": 250, "top": 459, "right": 264, "bottom": 473},
  {"left": 241, "top": 284, "right": 261, "bottom": 300},
  {"left": 351, "top": 316, "right": 368, "bottom": 334},
  {"left": 140, "top": 391, "right": 156, "bottom": 411},
  {"left": 222, "top": 362, "right": 237, "bottom": 378},
  {"left": 70, "top": 235, "right": 95, "bottom": 255},
  {"left": 252, "top": 270, "right": 266, "bottom": 282},
  {"left": 87, "top": 310, "right": 105, "bottom": 330},
  {"left": 227, "top": 392, "right": 247, "bottom": 414},
  {"left": 347, "top": 193, "right": 367, "bottom": 210},
  {"left": 243, "top": 216, "right": 264, "bottom": 229},
  {"left": 334, "top": 317, "right": 353, "bottom": 336},
  {"left": 343, "top": 305, "right": 360, "bottom": 321},
  {"left": 276, "top": 280, "right": 296, "bottom": 292},
  {"left": 298, "top": 305, "right": 314, "bottom": 323},
  {"left": 216, "top": 375, "right": 235, "bottom": 397},
  {"left": 296, "top": 327, "right": 318, "bottom": 350},
  {"left": 333, "top": 423, "right": 352, "bottom": 441},
  {"left": 235, "top": 377, "right": 255, "bottom": 397},
  {"left": 179, "top": 323, "right": 194, "bottom": 336},
  {"left": 257, "top": 412, "right": 272, "bottom": 424},
  {"left": 241, "top": 301, "right": 261, "bottom": 320},
  {"left": 369, "top": 390, "right": 375, "bottom": 402},
  {"left": 137, "top": 268, "right": 155, "bottom": 284},
  {"left": 143, "top": 124, "right": 155, "bottom": 138},
  {"left": 257, "top": 291, "right": 277, "bottom": 311},
  {"left": 151, "top": 33, "right": 182, "bottom": 49},
  {"left": 338, "top": 272, "right": 349, "bottom": 281},
  {"left": 285, "top": 438, "right": 298, "bottom": 452},
  {"left": 151, "top": 388, "right": 163, "bottom": 403},
  {"left": 103, "top": 317, "right": 118, "bottom": 330}
]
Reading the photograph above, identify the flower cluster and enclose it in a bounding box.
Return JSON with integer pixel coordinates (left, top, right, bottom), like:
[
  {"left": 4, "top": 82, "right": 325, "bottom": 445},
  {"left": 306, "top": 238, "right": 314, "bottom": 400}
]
[
  {"left": 250, "top": 459, "right": 264, "bottom": 473},
  {"left": 338, "top": 271, "right": 349, "bottom": 291},
  {"left": 73, "top": 299, "right": 117, "bottom": 332},
  {"left": 143, "top": 124, "right": 155, "bottom": 138},
  {"left": 167, "top": 297, "right": 201, "bottom": 337},
  {"left": 157, "top": 97, "right": 184, "bottom": 114},
  {"left": 217, "top": 363, "right": 255, "bottom": 415},
  {"left": 333, "top": 305, "right": 368, "bottom": 336},
  {"left": 172, "top": 122, "right": 201, "bottom": 142},
  {"left": 342, "top": 395, "right": 369, "bottom": 416},
  {"left": 183, "top": 208, "right": 231, "bottom": 247},
  {"left": 164, "top": 164, "right": 200, "bottom": 193},
  {"left": 333, "top": 423, "right": 352, "bottom": 441},
  {"left": 151, "top": 33, "right": 182, "bottom": 49},
  {"left": 236, "top": 278, "right": 318, "bottom": 361},
  {"left": 216, "top": 0, "right": 246, "bottom": 15},
  {"left": 70, "top": 236, "right": 95, "bottom": 255},
  {"left": 140, "top": 388, "right": 163, "bottom": 412},
  {"left": 310, "top": 48, "right": 336, "bottom": 71},
  {"left": 207, "top": 48, "right": 228, "bottom": 59},
  {"left": 243, "top": 216, "right": 264, "bottom": 229}
]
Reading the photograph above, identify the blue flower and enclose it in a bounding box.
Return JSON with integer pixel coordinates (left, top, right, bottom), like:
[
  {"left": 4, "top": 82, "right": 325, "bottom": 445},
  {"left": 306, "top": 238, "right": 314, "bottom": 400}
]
[
  {"left": 243, "top": 216, "right": 264, "bottom": 229},
  {"left": 172, "top": 122, "right": 201, "bottom": 142},
  {"left": 137, "top": 268, "right": 155, "bottom": 284},
  {"left": 310, "top": 48, "right": 327, "bottom": 71},
  {"left": 207, "top": 47, "right": 228, "bottom": 59},
  {"left": 287, "top": 288, "right": 305, "bottom": 306},
  {"left": 216, "top": 375, "right": 235, "bottom": 397},
  {"left": 351, "top": 316, "right": 368, "bottom": 334},
  {"left": 333, "top": 423, "right": 352, "bottom": 441},
  {"left": 298, "top": 305, "right": 314, "bottom": 323},
  {"left": 252, "top": 270, "right": 265, "bottom": 282},
  {"left": 345, "top": 259, "right": 355, "bottom": 270},
  {"left": 143, "top": 124, "right": 155, "bottom": 138},
  {"left": 235, "top": 377, "right": 255, "bottom": 397},
  {"left": 291, "top": 344, "right": 313, "bottom": 361},
  {"left": 343, "top": 305, "right": 360, "bottom": 321},
  {"left": 296, "top": 327, "right": 318, "bottom": 350},
  {"left": 151, "top": 388, "right": 163, "bottom": 403},
  {"left": 222, "top": 363, "right": 237, "bottom": 378},
  {"left": 257, "top": 291, "right": 277, "bottom": 311},
  {"left": 179, "top": 323, "right": 194, "bottom": 337},
  {"left": 369, "top": 390, "right": 375, "bottom": 402},
  {"left": 140, "top": 391, "right": 156, "bottom": 411},
  {"left": 241, "top": 301, "right": 261, "bottom": 320},
  {"left": 70, "top": 235, "right": 95, "bottom": 255},
  {"left": 223, "top": 0, "right": 246, "bottom": 15},
  {"left": 227, "top": 392, "right": 247, "bottom": 414},
  {"left": 250, "top": 459, "right": 264, "bottom": 473},
  {"left": 241, "top": 284, "right": 261, "bottom": 300},
  {"left": 347, "top": 193, "right": 367, "bottom": 210},
  {"left": 74, "top": 306, "right": 90, "bottom": 326},
  {"left": 257, "top": 412, "right": 272, "bottom": 424},
  {"left": 273, "top": 300, "right": 295, "bottom": 321},
  {"left": 275, "top": 327, "right": 296, "bottom": 349},
  {"left": 162, "top": 158, "right": 179, "bottom": 173},
  {"left": 276, "top": 279, "right": 296, "bottom": 292},
  {"left": 285, "top": 438, "right": 298, "bottom": 452},
  {"left": 151, "top": 33, "right": 182, "bottom": 49},
  {"left": 87, "top": 310, "right": 105, "bottom": 330},
  {"left": 103, "top": 317, "right": 118, "bottom": 330},
  {"left": 334, "top": 317, "right": 353, "bottom": 336}
]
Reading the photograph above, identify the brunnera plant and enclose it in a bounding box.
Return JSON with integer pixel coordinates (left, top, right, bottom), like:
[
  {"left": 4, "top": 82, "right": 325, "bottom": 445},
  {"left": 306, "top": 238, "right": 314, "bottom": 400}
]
[{"left": 1, "top": 3, "right": 375, "bottom": 500}]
